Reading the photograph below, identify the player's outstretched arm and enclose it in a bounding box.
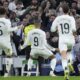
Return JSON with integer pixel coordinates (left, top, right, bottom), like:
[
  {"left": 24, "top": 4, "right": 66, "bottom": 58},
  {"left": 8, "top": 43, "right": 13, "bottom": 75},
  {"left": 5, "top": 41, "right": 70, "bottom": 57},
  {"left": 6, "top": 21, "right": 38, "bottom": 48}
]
[
  {"left": 46, "top": 43, "right": 55, "bottom": 51},
  {"left": 46, "top": 43, "right": 59, "bottom": 52},
  {"left": 8, "top": 24, "right": 24, "bottom": 32}
]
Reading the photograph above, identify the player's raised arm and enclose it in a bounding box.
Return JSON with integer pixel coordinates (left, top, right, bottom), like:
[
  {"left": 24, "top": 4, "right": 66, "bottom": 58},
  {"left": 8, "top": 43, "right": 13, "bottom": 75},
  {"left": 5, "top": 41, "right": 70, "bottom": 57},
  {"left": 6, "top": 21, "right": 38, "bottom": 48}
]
[
  {"left": 71, "top": 17, "right": 77, "bottom": 37},
  {"left": 50, "top": 18, "right": 57, "bottom": 32},
  {"left": 7, "top": 21, "right": 23, "bottom": 32}
]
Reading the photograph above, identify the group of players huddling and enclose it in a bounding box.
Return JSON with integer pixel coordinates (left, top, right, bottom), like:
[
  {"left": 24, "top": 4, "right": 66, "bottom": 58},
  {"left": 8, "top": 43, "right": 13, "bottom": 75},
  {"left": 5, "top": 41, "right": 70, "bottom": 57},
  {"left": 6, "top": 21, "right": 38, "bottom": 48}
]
[{"left": 0, "top": 2, "right": 76, "bottom": 80}]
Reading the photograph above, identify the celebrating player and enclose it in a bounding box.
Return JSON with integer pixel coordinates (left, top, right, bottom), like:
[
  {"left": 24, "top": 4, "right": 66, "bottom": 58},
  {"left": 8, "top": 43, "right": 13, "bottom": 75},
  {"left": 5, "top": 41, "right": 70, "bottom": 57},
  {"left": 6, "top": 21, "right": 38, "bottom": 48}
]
[
  {"left": 20, "top": 18, "right": 58, "bottom": 76},
  {"left": 51, "top": 3, "right": 76, "bottom": 80},
  {"left": 0, "top": 6, "right": 23, "bottom": 77}
]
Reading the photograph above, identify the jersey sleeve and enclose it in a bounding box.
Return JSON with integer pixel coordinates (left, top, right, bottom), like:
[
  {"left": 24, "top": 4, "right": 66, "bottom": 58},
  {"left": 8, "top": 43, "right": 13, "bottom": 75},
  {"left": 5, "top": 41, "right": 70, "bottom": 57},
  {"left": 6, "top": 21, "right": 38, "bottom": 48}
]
[
  {"left": 50, "top": 18, "right": 57, "bottom": 32},
  {"left": 46, "top": 43, "right": 56, "bottom": 51},
  {"left": 43, "top": 32, "right": 47, "bottom": 45},
  {"left": 8, "top": 27, "right": 18, "bottom": 32},
  {"left": 6, "top": 19, "right": 18, "bottom": 32},
  {"left": 43, "top": 32, "right": 56, "bottom": 51},
  {"left": 71, "top": 17, "right": 76, "bottom": 32}
]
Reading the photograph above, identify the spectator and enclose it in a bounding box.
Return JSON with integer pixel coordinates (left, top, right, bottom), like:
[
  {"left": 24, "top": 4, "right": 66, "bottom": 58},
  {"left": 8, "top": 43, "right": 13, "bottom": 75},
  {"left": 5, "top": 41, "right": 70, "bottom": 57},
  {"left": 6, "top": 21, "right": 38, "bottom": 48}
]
[
  {"left": 9, "top": 11, "right": 20, "bottom": 26},
  {"left": 45, "top": 9, "right": 56, "bottom": 31},
  {"left": 3, "top": 1, "right": 9, "bottom": 17},
  {"left": 8, "top": 0, "right": 17, "bottom": 12},
  {"left": 71, "top": 1, "right": 80, "bottom": 15},
  {"left": 16, "top": 1, "right": 26, "bottom": 16},
  {"left": 73, "top": 35, "right": 80, "bottom": 75}
]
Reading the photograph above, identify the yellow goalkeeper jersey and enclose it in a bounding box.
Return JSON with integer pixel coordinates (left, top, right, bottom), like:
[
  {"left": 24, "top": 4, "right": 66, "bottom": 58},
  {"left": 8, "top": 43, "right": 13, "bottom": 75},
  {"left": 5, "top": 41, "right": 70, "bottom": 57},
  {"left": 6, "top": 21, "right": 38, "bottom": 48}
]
[
  {"left": 24, "top": 24, "right": 35, "bottom": 36},
  {"left": 23, "top": 24, "right": 35, "bottom": 45}
]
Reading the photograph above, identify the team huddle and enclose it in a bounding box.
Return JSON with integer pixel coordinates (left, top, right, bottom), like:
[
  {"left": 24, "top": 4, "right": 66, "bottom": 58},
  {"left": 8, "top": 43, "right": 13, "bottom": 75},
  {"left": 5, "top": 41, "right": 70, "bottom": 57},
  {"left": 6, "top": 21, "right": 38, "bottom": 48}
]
[{"left": 0, "top": 2, "right": 76, "bottom": 80}]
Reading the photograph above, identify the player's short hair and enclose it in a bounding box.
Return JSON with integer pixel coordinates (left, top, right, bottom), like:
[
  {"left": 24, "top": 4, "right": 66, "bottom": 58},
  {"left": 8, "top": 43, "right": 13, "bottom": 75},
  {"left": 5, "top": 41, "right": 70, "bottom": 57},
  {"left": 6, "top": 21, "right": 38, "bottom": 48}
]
[
  {"left": 62, "top": 3, "right": 69, "bottom": 14},
  {"left": 34, "top": 17, "right": 41, "bottom": 24},
  {"left": 0, "top": 7, "right": 6, "bottom": 15},
  {"left": 33, "top": 17, "right": 42, "bottom": 28}
]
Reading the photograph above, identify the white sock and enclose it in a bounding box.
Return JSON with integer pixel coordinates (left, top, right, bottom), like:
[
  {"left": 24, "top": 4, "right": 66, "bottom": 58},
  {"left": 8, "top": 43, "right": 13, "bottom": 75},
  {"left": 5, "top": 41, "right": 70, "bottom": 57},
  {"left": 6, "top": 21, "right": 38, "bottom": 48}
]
[
  {"left": 27, "top": 58, "right": 33, "bottom": 70},
  {"left": 67, "top": 52, "right": 73, "bottom": 64},
  {"left": 6, "top": 58, "right": 13, "bottom": 73},
  {"left": 50, "top": 58, "right": 56, "bottom": 71},
  {"left": 62, "top": 58, "right": 68, "bottom": 71}
]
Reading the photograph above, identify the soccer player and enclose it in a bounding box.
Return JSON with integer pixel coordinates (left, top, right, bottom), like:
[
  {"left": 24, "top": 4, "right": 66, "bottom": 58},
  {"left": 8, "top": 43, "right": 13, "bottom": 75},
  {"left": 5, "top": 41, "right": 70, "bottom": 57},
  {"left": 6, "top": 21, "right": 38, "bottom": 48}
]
[
  {"left": 51, "top": 3, "right": 76, "bottom": 80},
  {"left": 20, "top": 18, "right": 57, "bottom": 76},
  {"left": 0, "top": 6, "right": 23, "bottom": 77}
]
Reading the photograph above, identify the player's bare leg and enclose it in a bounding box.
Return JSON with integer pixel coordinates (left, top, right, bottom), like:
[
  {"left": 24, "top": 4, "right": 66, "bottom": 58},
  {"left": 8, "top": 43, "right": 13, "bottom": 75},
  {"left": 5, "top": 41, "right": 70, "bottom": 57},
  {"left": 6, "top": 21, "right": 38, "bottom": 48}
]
[
  {"left": 27, "top": 55, "right": 38, "bottom": 76},
  {"left": 4, "top": 50, "right": 13, "bottom": 77},
  {"left": 61, "top": 51, "right": 69, "bottom": 80},
  {"left": 27, "top": 57, "right": 33, "bottom": 76},
  {"left": 49, "top": 55, "right": 56, "bottom": 76},
  {"left": 67, "top": 51, "right": 74, "bottom": 73}
]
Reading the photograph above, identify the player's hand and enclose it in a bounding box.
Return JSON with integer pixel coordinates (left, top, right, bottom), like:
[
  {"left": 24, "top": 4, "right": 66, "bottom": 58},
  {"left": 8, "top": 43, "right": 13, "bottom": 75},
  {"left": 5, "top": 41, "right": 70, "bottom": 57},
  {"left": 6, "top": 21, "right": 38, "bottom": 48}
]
[
  {"left": 18, "top": 24, "right": 24, "bottom": 29},
  {"left": 55, "top": 48, "right": 59, "bottom": 52},
  {"left": 19, "top": 45, "right": 24, "bottom": 50}
]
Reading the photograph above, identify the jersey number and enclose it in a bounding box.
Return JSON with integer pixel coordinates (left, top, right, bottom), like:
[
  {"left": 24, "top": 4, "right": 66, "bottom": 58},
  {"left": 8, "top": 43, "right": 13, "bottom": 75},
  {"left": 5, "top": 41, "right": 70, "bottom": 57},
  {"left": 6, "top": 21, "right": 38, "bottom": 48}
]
[
  {"left": 0, "top": 26, "right": 3, "bottom": 36},
  {"left": 60, "top": 23, "right": 69, "bottom": 34},
  {"left": 34, "top": 37, "right": 39, "bottom": 46}
]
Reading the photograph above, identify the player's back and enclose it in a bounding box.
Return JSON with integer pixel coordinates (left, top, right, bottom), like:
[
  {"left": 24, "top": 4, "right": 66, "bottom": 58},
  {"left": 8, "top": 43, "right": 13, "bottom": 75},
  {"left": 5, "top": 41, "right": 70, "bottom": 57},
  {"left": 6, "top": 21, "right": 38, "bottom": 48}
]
[
  {"left": 56, "top": 15, "right": 76, "bottom": 38},
  {"left": 28, "top": 29, "right": 47, "bottom": 49},
  {"left": 0, "top": 17, "right": 11, "bottom": 39}
]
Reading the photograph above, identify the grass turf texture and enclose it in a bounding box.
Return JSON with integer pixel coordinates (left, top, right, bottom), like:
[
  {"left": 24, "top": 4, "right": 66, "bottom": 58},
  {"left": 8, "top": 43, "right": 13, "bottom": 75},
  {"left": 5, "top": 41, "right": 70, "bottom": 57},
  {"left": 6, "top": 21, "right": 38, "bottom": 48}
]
[{"left": 0, "top": 76, "right": 80, "bottom": 80}]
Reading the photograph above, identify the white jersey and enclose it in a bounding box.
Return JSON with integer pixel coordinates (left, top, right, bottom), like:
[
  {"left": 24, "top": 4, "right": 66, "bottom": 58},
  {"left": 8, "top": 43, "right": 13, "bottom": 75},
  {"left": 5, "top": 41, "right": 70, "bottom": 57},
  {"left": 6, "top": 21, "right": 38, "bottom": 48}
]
[
  {"left": 0, "top": 17, "right": 18, "bottom": 40},
  {"left": 0, "top": 17, "right": 18, "bottom": 56},
  {"left": 51, "top": 15, "right": 76, "bottom": 51},
  {"left": 51, "top": 15, "right": 76, "bottom": 39},
  {"left": 25, "top": 29, "right": 47, "bottom": 49}
]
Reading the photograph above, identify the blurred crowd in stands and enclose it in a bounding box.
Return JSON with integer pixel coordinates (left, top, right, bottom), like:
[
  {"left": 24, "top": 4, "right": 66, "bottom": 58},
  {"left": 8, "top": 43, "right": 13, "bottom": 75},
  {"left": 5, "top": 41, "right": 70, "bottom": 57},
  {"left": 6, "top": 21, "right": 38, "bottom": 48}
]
[{"left": 0, "top": 0, "right": 80, "bottom": 76}]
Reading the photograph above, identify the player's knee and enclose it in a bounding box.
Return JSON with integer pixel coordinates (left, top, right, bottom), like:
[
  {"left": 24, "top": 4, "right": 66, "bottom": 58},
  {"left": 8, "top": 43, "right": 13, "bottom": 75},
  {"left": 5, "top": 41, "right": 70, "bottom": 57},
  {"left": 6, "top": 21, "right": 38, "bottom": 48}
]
[
  {"left": 60, "top": 51, "right": 67, "bottom": 59},
  {"left": 61, "top": 55, "right": 67, "bottom": 60},
  {"left": 62, "top": 55, "right": 67, "bottom": 59}
]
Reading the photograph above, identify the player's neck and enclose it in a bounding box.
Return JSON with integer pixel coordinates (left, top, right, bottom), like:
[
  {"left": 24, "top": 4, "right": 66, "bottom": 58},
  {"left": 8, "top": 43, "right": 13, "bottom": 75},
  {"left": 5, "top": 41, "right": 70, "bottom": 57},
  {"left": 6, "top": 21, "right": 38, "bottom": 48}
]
[
  {"left": 35, "top": 25, "right": 40, "bottom": 29},
  {"left": 35, "top": 27, "right": 40, "bottom": 29},
  {"left": 64, "top": 13, "right": 68, "bottom": 15}
]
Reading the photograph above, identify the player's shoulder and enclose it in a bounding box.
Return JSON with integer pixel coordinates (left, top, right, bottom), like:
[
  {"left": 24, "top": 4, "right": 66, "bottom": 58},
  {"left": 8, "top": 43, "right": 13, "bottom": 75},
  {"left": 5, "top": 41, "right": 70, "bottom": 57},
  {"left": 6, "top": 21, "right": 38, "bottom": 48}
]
[
  {"left": 36, "top": 29, "right": 45, "bottom": 33},
  {"left": 66, "top": 15, "right": 75, "bottom": 21},
  {"left": 69, "top": 16, "right": 75, "bottom": 20},
  {"left": 57, "top": 15, "right": 68, "bottom": 19},
  {"left": 2, "top": 18, "right": 11, "bottom": 23},
  {"left": 0, "top": 18, "right": 11, "bottom": 25},
  {"left": 54, "top": 15, "right": 64, "bottom": 21},
  {"left": 30, "top": 29, "right": 45, "bottom": 34},
  {"left": 59, "top": 15, "right": 75, "bottom": 20},
  {"left": 5, "top": 18, "right": 11, "bottom": 23}
]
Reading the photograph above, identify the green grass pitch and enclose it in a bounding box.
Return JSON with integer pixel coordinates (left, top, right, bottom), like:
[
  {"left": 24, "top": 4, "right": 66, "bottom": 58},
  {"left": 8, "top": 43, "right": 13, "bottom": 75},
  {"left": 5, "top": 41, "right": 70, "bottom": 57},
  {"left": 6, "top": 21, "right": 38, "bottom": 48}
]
[{"left": 0, "top": 76, "right": 80, "bottom": 80}]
